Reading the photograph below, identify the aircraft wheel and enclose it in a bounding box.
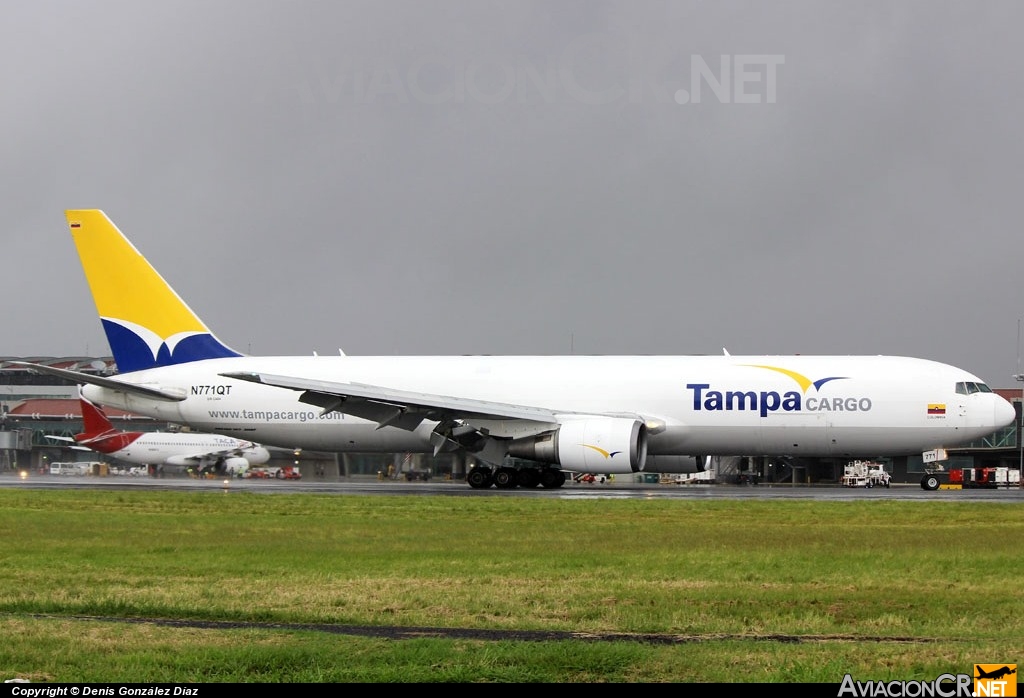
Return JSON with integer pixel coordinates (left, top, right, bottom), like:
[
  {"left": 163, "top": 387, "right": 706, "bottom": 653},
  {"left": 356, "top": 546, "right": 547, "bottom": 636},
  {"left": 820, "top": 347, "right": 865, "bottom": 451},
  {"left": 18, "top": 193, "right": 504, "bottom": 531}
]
[
  {"left": 467, "top": 468, "right": 493, "bottom": 489},
  {"left": 493, "top": 468, "right": 519, "bottom": 489},
  {"left": 921, "top": 475, "right": 940, "bottom": 491},
  {"left": 539, "top": 469, "right": 562, "bottom": 489},
  {"left": 516, "top": 469, "right": 540, "bottom": 488}
]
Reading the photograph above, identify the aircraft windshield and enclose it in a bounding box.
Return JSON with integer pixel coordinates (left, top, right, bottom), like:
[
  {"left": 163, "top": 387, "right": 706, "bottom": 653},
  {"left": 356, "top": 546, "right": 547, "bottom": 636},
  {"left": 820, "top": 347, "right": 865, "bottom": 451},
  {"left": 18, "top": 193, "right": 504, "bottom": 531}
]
[{"left": 955, "top": 381, "right": 993, "bottom": 395}]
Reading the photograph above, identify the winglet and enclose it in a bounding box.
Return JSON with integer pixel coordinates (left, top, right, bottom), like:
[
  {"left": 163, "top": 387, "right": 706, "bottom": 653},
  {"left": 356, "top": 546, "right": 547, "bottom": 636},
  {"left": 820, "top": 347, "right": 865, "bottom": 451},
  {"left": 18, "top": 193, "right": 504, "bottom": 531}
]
[{"left": 65, "top": 210, "right": 242, "bottom": 373}]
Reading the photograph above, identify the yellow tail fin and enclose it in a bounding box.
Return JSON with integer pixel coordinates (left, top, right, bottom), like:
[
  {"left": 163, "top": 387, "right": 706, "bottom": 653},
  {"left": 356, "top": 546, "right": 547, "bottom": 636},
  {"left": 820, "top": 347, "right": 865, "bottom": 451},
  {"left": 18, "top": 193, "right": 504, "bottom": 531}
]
[{"left": 66, "top": 210, "right": 240, "bottom": 372}]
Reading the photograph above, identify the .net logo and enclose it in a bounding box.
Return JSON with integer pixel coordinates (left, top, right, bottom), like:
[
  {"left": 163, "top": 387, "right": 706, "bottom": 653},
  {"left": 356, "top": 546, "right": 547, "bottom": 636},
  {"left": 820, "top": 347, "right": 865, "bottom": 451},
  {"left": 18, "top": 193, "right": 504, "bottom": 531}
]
[
  {"left": 837, "top": 665, "right": 1017, "bottom": 697},
  {"left": 974, "top": 665, "right": 1017, "bottom": 697}
]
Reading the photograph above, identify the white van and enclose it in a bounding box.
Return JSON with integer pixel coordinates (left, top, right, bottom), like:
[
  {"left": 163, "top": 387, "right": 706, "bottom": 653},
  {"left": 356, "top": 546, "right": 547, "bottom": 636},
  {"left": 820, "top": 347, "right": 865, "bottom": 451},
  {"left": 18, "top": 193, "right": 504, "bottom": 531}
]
[{"left": 49, "top": 462, "right": 102, "bottom": 476}]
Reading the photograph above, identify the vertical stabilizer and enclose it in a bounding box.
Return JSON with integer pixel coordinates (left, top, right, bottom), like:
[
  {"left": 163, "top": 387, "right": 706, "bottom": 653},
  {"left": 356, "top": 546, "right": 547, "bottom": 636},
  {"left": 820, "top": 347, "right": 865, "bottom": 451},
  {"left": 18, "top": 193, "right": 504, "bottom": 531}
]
[
  {"left": 74, "top": 393, "right": 141, "bottom": 453},
  {"left": 79, "top": 393, "right": 116, "bottom": 439},
  {"left": 65, "top": 210, "right": 241, "bottom": 372}
]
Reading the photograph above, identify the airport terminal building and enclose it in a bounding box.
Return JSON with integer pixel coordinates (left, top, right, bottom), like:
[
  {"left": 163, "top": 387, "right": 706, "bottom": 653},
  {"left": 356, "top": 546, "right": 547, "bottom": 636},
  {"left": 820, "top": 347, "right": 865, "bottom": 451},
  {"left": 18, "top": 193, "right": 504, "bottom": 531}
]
[{"left": 2, "top": 356, "right": 1022, "bottom": 485}]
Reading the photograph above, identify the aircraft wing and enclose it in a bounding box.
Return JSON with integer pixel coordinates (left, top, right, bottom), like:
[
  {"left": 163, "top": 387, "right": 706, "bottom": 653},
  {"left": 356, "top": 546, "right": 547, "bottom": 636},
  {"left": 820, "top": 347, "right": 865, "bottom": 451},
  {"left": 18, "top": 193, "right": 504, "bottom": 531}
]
[
  {"left": 221, "top": 371, "right": 567, "bottom": 433},
  {"left": 176, "top": 447, "right": 249, "bottom": 463},
  {"left": 222, "top": 371, "right": 659, "bottom": 466},
  {"left": 208, "top": 443, "right": 262, "bottom": 458}
]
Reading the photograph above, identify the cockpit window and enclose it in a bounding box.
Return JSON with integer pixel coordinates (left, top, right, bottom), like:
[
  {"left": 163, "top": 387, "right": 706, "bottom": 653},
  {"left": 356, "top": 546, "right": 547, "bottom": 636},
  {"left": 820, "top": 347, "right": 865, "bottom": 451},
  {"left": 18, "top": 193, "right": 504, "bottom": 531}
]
[{"left": 956, "top": 381, "right": 993, "bottom": 395}]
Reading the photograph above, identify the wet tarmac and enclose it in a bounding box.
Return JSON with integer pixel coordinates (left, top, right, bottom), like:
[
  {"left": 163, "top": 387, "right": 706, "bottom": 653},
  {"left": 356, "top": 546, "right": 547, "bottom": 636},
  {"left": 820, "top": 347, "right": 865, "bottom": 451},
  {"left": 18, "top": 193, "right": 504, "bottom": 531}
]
[{"left": 3, "top": 471, "right": 1022, "bottom": 502}]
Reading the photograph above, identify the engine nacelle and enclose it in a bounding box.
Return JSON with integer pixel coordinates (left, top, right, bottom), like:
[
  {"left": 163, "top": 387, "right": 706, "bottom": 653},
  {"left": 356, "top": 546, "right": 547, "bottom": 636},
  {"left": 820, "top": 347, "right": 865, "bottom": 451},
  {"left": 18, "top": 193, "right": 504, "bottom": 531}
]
[
  {"left": 507, "top": 417, "right": 648, "bottom": 474},
  {"left": 643, "top": 455, "right": 704, "bottom": 474},
  {"left": 245, "top": 446, "right": 271, "bottom": 465},
  {"left": 222, "top": 457, "right": 250, "bottom": 475}
]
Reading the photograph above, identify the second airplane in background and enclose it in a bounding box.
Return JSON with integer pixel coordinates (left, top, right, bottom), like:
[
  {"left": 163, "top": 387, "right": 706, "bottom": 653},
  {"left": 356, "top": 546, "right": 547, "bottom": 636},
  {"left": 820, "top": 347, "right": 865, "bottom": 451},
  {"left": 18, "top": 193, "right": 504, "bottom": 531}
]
[
  {"left": 18, "top": 209, "right": 1017, "bottom": 490},
  {"left": 47, "top": 392, "right": 271, "bottom": 476}
]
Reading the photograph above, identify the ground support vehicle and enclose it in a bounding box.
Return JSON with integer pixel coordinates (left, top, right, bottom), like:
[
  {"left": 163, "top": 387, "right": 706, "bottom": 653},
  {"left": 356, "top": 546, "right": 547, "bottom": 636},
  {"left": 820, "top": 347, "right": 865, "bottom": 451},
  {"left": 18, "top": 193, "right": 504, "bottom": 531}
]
[
  {"left": 842, "top": 461, "right": 892, "bottom": 488},
  {"left": 920, "top": 466, "right": 1020, "bottom": 490},
  {"left": 244, "top": 466, "right": 301, "bottom": 480},
  {"left": 571, "top": 472, "right": 612, "bottom": 484},
  {"left": 667, "top": 471, "right": 716, "bottom": 484}
]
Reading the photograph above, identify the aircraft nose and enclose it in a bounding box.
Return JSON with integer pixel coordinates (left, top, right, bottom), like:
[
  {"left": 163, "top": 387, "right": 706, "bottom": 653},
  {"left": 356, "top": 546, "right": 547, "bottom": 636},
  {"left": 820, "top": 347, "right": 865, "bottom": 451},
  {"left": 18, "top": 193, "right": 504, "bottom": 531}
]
[{"left": 995, "top": 395, "right": 1017, "bottom": 428}]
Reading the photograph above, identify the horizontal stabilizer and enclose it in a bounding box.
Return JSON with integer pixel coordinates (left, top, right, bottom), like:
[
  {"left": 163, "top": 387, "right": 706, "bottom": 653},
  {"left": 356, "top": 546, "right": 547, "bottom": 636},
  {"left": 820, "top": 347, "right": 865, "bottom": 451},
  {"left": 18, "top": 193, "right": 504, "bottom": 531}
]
[
  {"left": 44, "top": 436, "right": 91, "bottom": 452},
  {"left": 10, "top": 362, "right": 186, "bottom": 402}
]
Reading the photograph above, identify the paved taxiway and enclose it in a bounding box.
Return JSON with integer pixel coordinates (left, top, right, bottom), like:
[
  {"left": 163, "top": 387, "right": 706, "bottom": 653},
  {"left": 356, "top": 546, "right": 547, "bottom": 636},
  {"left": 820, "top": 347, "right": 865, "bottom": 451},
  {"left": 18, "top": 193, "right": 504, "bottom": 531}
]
[{"left": 2, "top": 472, "right": 1023, "bottom": 502}]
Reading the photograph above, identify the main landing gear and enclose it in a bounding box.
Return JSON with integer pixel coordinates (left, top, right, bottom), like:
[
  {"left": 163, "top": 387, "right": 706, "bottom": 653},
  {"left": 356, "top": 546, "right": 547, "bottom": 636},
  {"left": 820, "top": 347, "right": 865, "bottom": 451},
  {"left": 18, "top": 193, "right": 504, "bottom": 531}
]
[{"left": 466, "top": 466, "right": 567, "bottom": 489}]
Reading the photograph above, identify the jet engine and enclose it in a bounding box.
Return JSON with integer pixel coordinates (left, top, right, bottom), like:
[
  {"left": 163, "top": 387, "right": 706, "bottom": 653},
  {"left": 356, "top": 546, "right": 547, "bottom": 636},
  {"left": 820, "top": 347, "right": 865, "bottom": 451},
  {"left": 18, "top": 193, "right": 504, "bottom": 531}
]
[
  {"left": 507, "top": 417, "right": 648, "bottom": 474},
  {"left": 222, "top": 457, "right": 250, "bottom": 475}
]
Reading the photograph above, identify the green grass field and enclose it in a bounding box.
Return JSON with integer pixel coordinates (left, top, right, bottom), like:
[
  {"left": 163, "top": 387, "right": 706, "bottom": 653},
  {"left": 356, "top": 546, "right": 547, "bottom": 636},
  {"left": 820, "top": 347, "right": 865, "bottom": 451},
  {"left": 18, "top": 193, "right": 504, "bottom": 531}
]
[{"left": 0, "top": 489, "right": 1021, "bottom": 683}]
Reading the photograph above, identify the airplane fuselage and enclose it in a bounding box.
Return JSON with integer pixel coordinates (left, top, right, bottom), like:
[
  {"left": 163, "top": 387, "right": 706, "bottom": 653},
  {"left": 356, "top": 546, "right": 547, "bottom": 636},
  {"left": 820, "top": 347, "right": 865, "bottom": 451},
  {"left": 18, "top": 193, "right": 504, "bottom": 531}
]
[
  {"left": 97, "top": 433, "right": 270, "bottom": 468},
  {"left": 81, "top": 353, "right": 1012, "bottom": 463},
  {"left": 56, "top": 209, "right": 1017, "bottom": 481}
]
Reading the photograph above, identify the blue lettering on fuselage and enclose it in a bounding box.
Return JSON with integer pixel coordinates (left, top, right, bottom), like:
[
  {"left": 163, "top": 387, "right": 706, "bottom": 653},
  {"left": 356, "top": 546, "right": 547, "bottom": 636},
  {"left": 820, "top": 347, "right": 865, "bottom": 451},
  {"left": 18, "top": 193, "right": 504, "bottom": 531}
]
[
  {"left": 687, "top": 384, "right": 872, "bottom": 417},
  {"left": 688, "top": 383, "right": 800, "bottom": 417}
]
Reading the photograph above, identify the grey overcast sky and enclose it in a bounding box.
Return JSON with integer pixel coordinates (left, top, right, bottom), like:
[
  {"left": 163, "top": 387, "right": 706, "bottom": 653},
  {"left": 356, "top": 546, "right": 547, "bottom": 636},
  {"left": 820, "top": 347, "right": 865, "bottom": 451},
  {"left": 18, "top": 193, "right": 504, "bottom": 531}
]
[{"left": 3, "top": 1, "right": 1023, "bottom": 387}]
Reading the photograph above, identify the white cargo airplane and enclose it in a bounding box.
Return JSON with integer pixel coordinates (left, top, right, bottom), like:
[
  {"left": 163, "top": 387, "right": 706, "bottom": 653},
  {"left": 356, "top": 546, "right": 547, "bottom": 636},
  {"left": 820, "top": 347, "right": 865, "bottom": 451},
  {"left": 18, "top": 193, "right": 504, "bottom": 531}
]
[
  {"left": 47, "top": 391, "right": 271, "bottom": 476},
  {"left": 16, "top": 209, "right": 1016, "bottom": 489}
]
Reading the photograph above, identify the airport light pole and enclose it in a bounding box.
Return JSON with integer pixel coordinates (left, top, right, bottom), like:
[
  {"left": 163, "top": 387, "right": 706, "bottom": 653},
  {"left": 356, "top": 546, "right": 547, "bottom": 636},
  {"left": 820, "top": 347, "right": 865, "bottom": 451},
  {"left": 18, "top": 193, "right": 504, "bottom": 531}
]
[
  {"left": 1016, "top": 319, "right": 1023, "bottom": 489},
  {"left": 1015, "top": 370, "right": 1023, "bottom": 489}
]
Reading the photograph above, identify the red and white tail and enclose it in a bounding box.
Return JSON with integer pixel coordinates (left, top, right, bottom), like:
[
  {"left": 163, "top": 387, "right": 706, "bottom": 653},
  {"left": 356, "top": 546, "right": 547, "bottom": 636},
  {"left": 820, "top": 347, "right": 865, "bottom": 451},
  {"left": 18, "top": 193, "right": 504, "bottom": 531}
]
[
  {"left": 77, "top": 391, "right": 118, "bottom": 441},
  {"left": 73, "top": 391, "right": 141, "bottom": 454}
]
